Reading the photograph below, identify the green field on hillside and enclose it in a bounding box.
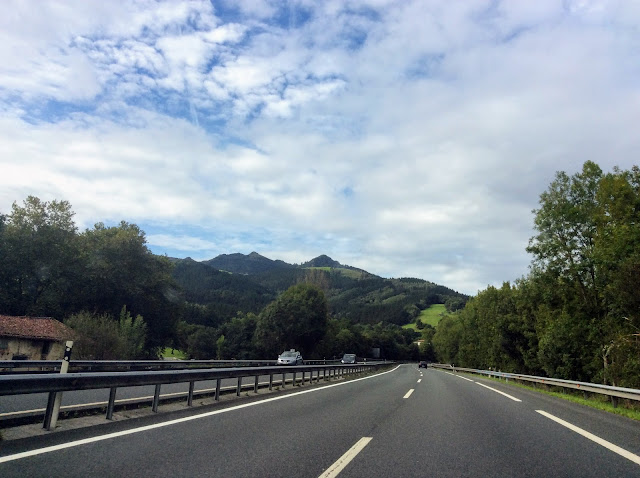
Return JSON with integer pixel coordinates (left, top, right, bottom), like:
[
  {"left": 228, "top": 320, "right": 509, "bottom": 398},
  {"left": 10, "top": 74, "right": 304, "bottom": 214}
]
[
  {"left": 305, "top": 266, "right": 364, "bottom": 279},
  {"left": 161, "top": 347, "right": 187, "bottom": 359},
  {"left": 403, "top": 304, "right": 448, "bottom": 331}
]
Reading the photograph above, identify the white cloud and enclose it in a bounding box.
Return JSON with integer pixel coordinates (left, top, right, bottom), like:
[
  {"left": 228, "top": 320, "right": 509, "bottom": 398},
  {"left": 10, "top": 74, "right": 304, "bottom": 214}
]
[
  {"left": 147, "top": 234, "right": 218, "bottom": 252},
  {"left": 1, "top": 1, "right": 639, "bottom": 295}
]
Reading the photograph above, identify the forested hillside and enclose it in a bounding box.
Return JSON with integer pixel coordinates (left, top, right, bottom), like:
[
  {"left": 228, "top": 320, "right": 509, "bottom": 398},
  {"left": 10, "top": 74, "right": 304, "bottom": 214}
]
[
  {"left": 172, "top": 253, "right": 467, "bottom": 327},
  {"left": 171, "top": 258, "right": 275, "bottom": 328},
  {"left": 0, "top": 196, "right": 466, "bottom": 361}
]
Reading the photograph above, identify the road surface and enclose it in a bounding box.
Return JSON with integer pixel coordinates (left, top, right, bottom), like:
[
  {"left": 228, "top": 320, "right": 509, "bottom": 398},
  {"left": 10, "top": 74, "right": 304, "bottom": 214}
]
[{"left": 1, "top": 364, "right": 639, "bottom": 477}]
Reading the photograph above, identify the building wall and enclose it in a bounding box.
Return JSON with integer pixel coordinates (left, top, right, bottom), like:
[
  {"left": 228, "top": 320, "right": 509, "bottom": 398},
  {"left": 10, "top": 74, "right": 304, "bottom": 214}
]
[{"left": 0, "top": 337, "right": 66, "bottom": 360}]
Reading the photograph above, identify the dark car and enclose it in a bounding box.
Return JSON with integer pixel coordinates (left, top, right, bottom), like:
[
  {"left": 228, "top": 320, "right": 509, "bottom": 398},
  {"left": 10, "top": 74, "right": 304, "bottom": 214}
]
[
  {"left": 341, "top": 353, "right": 357, "bottom": 364},
  {"left": 419, "top": 361, "right": 428, "bottom": 368}
]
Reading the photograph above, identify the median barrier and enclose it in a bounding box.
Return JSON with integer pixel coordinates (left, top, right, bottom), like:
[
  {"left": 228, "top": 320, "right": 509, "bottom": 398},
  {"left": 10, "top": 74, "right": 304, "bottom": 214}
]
[{"left": 0, "top": 362, "right": 390, "bottom": 430}]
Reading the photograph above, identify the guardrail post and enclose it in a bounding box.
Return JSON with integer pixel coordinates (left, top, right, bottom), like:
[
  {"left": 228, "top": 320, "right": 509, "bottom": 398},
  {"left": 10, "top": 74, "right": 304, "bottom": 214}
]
[
  {"left": 282, "top": 372, "right": 286, "bottom": 388},
  {"left": 43, "top": 392, "right": 57, "bottom": 430},
  {"left": 269, "top": 373, "right": 273, "bottom": 390},
  {"left": 187, "top": 381, "right": 195, "bottom": 406},
  {"left": 302, "top": 371, "right": 306, "bottom": 384},
  {"left": 43, "top": 340, "right": 73, "bottom": 430},
  {"left": 611, "top": 396, "right": 618, "bottom": 408},
  {"left": 215, "top": 378, "right": 221, "bottom": 401},
  {"left": 236, "top": 377, "right": 242, "bottom": 396},
  {"left": 106, "top": 387, "right": 117, "bottom": 419},
  {"left": 152, "top": 384, "right": 161, "bottom": 412},
  {"left": 254, "top": 375, "right": 259, "bottom": 393}
]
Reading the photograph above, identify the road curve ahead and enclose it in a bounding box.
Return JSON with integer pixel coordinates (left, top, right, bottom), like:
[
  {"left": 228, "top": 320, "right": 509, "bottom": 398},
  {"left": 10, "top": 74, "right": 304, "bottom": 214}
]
[{"left": 1, "top": 364, "right": 639, "bottom": 477}]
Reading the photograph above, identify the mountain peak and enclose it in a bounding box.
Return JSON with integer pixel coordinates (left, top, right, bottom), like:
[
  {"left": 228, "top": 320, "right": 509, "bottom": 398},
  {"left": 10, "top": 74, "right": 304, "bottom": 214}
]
[
  {"left": 303, "top": 255, "right": 342, "bottom": 268},
  {"left": 203, "top": 252, "right": 293, "bottom": 274}
]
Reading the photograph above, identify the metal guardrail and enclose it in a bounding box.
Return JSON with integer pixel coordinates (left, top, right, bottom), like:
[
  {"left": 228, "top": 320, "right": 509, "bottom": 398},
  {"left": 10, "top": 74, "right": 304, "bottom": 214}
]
[
  {"left": 429, "top": 363, "right": 640, "bottom": 407},
  {"left": 0, "top": 358, "right": 345, "bottom": 373},
  {"left": 0, "top": 362, "right": 388, "bottom": 430}
]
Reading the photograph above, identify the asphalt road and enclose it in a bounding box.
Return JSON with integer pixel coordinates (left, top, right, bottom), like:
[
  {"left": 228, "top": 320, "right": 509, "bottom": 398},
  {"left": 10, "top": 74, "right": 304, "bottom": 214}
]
[{"left": 1, "top": 364, "right": 639, "bottom": 477}]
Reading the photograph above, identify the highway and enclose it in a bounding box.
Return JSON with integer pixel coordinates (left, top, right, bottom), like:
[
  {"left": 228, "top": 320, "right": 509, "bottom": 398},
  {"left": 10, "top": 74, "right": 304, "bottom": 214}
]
[{"left": 1, "top": 364, "right": 639, "bottom": 477}]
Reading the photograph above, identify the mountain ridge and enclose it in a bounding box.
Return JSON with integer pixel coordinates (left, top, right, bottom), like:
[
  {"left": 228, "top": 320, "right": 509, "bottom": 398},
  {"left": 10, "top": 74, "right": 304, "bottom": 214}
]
[
  {"left": 170, "top": 252, "right": 468, "bottom": 327},
  {"left": 201, "top": 252, "right": 374, "bottom": 277}
]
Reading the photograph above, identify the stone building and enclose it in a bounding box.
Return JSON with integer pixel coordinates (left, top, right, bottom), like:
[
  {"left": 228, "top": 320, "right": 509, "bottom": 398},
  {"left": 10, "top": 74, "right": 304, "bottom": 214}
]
[{"left": 0, "top": 315, "right": 75, "bottom": 360}]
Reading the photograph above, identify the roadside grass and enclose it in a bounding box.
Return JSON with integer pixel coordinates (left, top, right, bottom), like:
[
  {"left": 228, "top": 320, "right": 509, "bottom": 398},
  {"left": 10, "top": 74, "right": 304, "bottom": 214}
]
[
  {"left": 403, "top": 322, "right": 419, "bottom": 332},
  {"left": 161, "top": 347, "right": 187, "bottom": 359},
  {"left": 403, "top": 304, "right": 448, "bottom": 331},
  {"left": 471, "top": 373, "right": 640, "bottom": 421}
]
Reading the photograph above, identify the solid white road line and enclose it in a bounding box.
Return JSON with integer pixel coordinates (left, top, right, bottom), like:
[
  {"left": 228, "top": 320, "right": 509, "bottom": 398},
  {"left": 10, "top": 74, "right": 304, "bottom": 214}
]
[
  {"left": 536, "top": 410, "right": 640, "bottom": 466},
  {"left": 318, "top": 437, "right": 373, "bottom": 478},
  {"left": 474, "top": 382, "right": 522, "bottom": 402},
  {"left": 0, "top": 365, "right": 401, "bottom": 464},
  {"left": 403, "top": 389, "right": 414, "bottom": 399}
]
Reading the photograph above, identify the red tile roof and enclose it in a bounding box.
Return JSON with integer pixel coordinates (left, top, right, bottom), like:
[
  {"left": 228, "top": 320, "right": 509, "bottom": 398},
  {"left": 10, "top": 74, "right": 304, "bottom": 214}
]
[{"left": 0, "top": 316, "right": 75, "bottom": 341}]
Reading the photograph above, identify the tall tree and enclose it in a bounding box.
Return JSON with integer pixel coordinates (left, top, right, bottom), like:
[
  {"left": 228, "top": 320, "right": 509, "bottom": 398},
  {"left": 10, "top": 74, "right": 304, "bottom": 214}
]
[
  {"left": 254, "top": 283, "right": 328, "bottom": 357},
  {"left": 79, "top": 221, "right": 181, "bottom": 353},
  {"left": 0, "top": 196, "right": 81, "bottom": 317}
]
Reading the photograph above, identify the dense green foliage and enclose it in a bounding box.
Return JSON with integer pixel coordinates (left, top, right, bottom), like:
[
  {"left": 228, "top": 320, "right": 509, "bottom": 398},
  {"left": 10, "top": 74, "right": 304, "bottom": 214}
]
[
  {"left": 432, "top": 162, "right": 640, "bottom": 387},
  {"left": 172, "top": 258, "right": 274, "bottom": 327},
  {"left": 254, "top": 283, "right": 328, "bottom": 357},
  {"left": 1, "top": 196, "right": 460, "bottom": 360},
  {"left": 66, "top": 307, "right": 147, "bottom": 359},
  {"left": 179, "top": 251, "right": 467, "bottom": 326},
  {"left": 0, "top": 196, "right": 180, "bottom": 355}
]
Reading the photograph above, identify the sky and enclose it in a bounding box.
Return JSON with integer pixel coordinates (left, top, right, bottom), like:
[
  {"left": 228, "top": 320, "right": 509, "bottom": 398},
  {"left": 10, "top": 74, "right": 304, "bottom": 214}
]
[{"left": 1, "top": 0, "right": 639, "bottom": 295}]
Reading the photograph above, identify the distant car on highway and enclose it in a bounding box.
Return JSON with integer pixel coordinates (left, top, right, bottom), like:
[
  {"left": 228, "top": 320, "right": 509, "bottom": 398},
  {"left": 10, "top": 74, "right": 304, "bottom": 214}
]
[
  {"left": 419, "top": 361, "right": 428, "bottom": 368},
  {"left": 277, "top": 350, "right": 303, "bottom": 365},
  {"left": 341, "top": 353, "right": 357, "bottom": 364}
]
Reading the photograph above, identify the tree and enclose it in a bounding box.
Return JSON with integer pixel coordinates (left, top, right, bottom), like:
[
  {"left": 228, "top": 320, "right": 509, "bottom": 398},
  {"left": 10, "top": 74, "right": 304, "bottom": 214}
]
[
  {"left": 527, "top": 161, "right": 603, "bottom": 314},
  {"left": 66, "top": 307, "right": 147, "bottom": 359},
  {"left": 432, "top": 316, "right": 463, "bottom": 364},
  {"left": 443, "top": 161, "right": 640, "bottom": 386},
  {"left": 526, "top": 161, "right": 607, "bottom": 380},
  {"left": 216, "top": 313, "right": 258, "bottom": 359},
  {"left": 419, "top": 324, "right": 436, "bottom": 361},
  {"left": 79, "top": 221, "right": 181, "bottom": 353},
  {"left": 185, "top": 325, "right": 218, "bottom": 359},
  {"left": 0, "top": 196, "right": 81, "bottom": 318},
  {"left": 254, "top": 284, "right": 328, "bottom": 357},
  {"left": 116, "top": 306, "right": 147, "bottom": 359}
]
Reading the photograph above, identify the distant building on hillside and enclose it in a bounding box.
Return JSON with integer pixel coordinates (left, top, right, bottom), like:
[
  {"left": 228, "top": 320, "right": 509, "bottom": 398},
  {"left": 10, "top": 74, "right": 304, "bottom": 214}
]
[{"left": 0, "top": 315, "right": 75, "bottom": 360}]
